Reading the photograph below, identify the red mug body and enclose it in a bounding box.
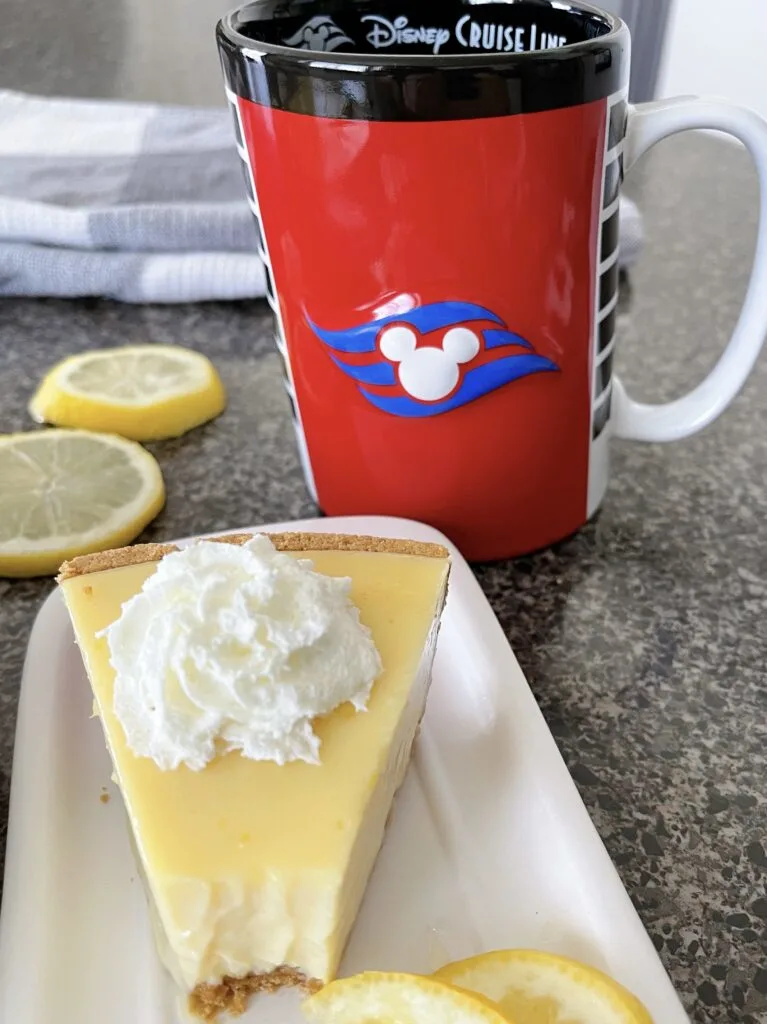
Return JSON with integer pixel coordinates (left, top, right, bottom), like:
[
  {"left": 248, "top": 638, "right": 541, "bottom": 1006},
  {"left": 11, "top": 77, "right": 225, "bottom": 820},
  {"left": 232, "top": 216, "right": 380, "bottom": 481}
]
[{"left": 218, "top": 0, "right": 630, "bottom": 560}]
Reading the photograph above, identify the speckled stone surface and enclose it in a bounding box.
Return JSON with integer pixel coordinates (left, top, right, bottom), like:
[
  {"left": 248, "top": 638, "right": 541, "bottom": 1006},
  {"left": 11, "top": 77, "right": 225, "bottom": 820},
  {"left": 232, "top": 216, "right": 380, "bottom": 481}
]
[{"left": 1, "top": 133, "right": 766, "bottom": 1021}]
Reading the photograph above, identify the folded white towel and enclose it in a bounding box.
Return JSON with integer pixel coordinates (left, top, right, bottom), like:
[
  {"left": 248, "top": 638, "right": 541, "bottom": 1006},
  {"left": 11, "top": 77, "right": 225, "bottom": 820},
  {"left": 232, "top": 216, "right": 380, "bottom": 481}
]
[{"left": 0, "top": 89, "right": 643, "bottom": 304}]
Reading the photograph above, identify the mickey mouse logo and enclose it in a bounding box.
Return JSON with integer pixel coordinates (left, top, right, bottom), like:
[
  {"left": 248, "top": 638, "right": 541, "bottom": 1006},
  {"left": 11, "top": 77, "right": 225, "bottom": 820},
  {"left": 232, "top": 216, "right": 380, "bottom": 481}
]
[
  {"left": 379, "top": 324, "right": 480, "bottom": 401},
  {"left": 283, "top": 15, "right": 354, "bottom": 52},
  {"left": 309, "top": 301, "right": 559, "bottom": 418}
]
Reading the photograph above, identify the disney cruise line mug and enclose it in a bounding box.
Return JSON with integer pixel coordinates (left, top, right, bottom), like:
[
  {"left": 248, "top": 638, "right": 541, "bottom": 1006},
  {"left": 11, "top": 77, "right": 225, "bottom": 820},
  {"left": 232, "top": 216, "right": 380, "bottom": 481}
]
[{"left": 218, "top": 0, "right": 767, "bottom": 560}]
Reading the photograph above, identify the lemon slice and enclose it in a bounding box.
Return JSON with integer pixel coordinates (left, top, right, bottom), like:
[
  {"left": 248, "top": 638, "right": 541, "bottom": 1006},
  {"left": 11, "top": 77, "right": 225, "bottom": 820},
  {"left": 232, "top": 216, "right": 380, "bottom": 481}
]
[
  {"left": 29, "top": 345, "right": 226, "bottom": 441},
  {"left": 303, "top": 972, "right": 515, "bottom": 1024},
  {"left": 434, "top": 950, "right": 653, "bottom": 1024},
  {"left": 0, "top": 429, "right": 165, "bottom": 577}
]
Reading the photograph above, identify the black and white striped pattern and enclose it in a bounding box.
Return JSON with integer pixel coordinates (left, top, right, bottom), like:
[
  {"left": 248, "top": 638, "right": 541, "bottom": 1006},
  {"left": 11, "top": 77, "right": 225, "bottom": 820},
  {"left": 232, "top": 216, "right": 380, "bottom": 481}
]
[
  {"left": 586, "top": 87, "right": 628, "bottom": 518},
  {"left": 591, "top": 89, "right": 627, "bottom": 442},
  {"left": 224, "top": 85, "right": 318, "bottom": 502}
]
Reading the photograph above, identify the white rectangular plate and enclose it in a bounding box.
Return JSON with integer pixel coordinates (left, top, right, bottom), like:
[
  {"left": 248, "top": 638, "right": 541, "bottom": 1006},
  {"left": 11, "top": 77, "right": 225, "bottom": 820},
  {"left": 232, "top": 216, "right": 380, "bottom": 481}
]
[{"left": 0, "top": 515, "right": 688, "bottom": 1024}]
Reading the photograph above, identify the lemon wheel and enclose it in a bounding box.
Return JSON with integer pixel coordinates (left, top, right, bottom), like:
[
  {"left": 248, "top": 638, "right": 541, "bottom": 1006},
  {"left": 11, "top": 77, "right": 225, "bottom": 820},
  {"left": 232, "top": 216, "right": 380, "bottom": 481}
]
[
  {"left": 304, "top": 972, "right": 515, "bottom": 1024},
  {"left": 434, "top": 949, "right": 653, "bottom": 1024},
  {"left": 0, "top": 429, "right": 165, "bottom": 577},
  {"left": 29, "top": 344, "right": 226, "bottom": 441}
]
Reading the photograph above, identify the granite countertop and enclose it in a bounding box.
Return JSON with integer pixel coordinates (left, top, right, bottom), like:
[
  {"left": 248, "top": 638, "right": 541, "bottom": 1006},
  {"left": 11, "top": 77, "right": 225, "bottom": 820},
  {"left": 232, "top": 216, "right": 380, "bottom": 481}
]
[{"left": 0, "top": 132, "right": 765, "bottom": 1021}]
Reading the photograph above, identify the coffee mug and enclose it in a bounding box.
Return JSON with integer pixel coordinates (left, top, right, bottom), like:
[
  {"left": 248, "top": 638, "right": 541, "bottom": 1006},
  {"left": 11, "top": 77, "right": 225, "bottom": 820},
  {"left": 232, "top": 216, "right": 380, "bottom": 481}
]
[{"left": 217, "top": 0, "right": 767, "bottom": 561}]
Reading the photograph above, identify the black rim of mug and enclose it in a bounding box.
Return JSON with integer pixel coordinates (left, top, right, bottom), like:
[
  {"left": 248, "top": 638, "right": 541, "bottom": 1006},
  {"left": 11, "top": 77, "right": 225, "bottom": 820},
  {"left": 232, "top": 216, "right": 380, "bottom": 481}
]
[{"left": 218, "top": 0, "right": 626, "bottom": 66}]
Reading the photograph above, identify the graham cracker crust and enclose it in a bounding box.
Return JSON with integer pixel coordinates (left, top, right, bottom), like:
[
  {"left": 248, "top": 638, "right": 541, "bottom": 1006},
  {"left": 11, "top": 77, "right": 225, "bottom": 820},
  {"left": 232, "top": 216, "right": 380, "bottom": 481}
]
[
  {"left": 189, "top": 966, "right": 322, "bottom": 1021},
  {"left": 57, "top": 531, "right": 449, "bottom": 580}
]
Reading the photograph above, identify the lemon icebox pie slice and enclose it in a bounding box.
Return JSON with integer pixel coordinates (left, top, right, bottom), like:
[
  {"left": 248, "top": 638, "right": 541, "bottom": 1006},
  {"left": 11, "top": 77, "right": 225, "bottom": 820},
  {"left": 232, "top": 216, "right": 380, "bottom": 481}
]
[{"left": 58, "top": 531, "right": 450, "bottom": 1019}]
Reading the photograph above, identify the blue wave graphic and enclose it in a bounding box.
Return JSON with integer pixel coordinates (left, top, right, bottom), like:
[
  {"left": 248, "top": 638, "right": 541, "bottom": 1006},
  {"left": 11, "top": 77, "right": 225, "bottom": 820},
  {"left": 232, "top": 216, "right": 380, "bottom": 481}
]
[
  {"left": 309, "top": 301, "right": 503, "bottom": 354},
  {"left": 358, "top": 353, "right": 558, "bottom": 417},
  {"left": 309, "top": 300, "right": 559, "bottom": 417},
  {"left": 483, "top": 328, "right": 532, "bottom": 351},
  {"left": 330, "top": 355, "right": 396, "bottom": 385}
]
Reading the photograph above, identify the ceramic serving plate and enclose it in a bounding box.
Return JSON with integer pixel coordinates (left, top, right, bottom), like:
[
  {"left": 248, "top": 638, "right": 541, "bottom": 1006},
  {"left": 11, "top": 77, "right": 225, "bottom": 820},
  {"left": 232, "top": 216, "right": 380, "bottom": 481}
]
[{"left": 0, "top": 515, "right": 688, "bottom": 1023}]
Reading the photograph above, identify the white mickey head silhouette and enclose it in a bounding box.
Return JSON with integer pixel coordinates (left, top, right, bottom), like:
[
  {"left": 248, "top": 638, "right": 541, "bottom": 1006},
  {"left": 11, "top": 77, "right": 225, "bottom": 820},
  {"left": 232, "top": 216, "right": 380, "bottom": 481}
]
[{"left": 379, "top": 324, "right": 480, "bottom": 401}]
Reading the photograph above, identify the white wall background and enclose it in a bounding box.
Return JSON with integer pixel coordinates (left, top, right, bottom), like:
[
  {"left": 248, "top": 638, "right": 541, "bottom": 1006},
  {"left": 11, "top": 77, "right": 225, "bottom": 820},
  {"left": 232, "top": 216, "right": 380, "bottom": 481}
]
[
  {"left": 117, "top": 0, "right": 232, "bottom": 105},
  {"left": 657, "top": 0, "right": 767, "bottom": 120},
  {"left": 113, "top": 0, "right": 767, "bottom": 112}
]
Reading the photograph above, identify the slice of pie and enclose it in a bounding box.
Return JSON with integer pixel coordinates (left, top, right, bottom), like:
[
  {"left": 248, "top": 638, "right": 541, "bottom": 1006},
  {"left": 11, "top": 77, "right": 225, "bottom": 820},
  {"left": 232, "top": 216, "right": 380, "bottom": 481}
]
[{"left": 58, "top": 531, "right": 450, "bottom": 1020}]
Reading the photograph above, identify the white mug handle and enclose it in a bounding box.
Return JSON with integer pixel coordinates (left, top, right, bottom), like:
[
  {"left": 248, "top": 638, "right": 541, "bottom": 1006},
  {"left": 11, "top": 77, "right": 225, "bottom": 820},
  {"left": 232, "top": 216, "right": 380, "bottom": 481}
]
[{"left": 612, "top": 97, "right": 767, "bottom": 442}]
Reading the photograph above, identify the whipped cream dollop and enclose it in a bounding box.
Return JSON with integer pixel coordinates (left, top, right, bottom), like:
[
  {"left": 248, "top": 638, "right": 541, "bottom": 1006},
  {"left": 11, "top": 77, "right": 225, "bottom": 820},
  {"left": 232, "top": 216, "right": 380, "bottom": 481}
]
[{"left": 101, "top": 535, "right": 382, "bottom": 770}]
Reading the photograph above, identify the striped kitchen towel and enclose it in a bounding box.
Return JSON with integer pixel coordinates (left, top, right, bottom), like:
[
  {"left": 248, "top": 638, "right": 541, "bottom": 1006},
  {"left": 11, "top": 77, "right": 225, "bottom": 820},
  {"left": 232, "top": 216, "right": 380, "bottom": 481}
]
[{"left": 0, "top": 89, "right": 643, "bottom": 304}]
